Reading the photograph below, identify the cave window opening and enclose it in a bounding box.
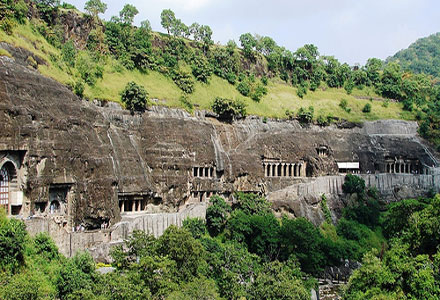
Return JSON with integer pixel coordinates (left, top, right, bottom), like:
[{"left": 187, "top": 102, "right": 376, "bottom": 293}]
[
  {"left": 49, "top": 200, "right": 60, "bottom": 214},
  {"left": 0, "top": 166, "right": 10, "bottom": 214}
]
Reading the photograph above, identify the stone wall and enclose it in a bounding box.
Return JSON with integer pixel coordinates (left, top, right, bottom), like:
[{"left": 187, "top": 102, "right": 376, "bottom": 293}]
[
  {"left": 268, "top": 173, "right": 440, "bottom": 224},
  {"left": 24, "top": 203, "right": 206, "bottom": 261}
]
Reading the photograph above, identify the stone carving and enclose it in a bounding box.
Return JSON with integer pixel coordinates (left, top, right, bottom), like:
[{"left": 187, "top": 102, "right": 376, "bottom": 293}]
[{"left": 1, "top": 51, "right": 440, "bottom": 258}]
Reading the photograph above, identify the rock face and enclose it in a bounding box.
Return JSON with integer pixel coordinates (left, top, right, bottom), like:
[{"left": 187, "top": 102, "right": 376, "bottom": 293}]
[{"left": 1, "top": 54, "right": 439, "bottom": 257}]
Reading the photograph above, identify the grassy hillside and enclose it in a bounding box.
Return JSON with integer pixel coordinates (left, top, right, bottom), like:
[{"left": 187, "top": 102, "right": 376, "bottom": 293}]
[
  {"left": 0, "top": 17, "right": 411, "bottom": 123},
  {"left": 388, "top": 32, "right": 440, "bottom": 78}
]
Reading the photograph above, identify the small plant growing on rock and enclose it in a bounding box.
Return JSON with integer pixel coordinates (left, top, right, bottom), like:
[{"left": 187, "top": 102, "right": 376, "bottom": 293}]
[
  {"left": 73, "top": 81, "right": 84, "bottom": 98},
  {"left": 120, "top": 81, "right": 148, "bottom": 113}
]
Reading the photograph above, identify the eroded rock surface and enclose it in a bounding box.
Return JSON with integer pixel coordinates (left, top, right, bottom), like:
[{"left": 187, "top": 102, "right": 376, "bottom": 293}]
[{"left": 1, "top": 55, "right": 439, "bottom": 257}]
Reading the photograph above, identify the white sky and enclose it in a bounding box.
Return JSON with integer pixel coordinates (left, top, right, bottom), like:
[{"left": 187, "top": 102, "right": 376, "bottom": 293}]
[{"left": 67, "top": 0, "right": 440, "bottom": 65}]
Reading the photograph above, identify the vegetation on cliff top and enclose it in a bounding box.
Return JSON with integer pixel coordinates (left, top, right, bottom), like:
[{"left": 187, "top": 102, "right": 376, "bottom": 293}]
[{"left": 1, "top": 0, "right": 440, "bottom": 148}]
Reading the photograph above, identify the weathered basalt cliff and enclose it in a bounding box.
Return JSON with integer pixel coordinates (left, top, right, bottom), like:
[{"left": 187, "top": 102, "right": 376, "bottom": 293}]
[{"left": 1, "top": 53, "right": 439, "bottom": 258}]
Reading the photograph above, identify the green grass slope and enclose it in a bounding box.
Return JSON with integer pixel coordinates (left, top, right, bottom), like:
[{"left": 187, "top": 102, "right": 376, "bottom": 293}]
[{"left": 0, "top": 22, "right": 411, "bottom": 123}]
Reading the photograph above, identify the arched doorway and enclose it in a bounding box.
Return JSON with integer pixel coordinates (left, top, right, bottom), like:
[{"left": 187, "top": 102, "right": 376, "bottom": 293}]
[
  {"left": 0, "top": 165, "right": 10, "bottom": 214},
  {"left": 0, "top": 162, "right": 18, "bottom": 215}
]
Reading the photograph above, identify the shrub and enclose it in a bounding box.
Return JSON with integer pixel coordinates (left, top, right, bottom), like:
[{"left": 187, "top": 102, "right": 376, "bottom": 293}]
[
  {"left": 339, "top": 98, "right": 348, "bottom": 110},
  {"left": 317, "top": 115, "right": 328, "bottom": 126},
  {"left": 261, "top": 75, "right": 268, "bottom": 85},
  {"left": 211, "top": 97, "right": 247, "bottom": 122},
  {"left": 73, "top": 80, "right": 84, "bottom": 98},
  {"left": 321, "top": 194, "right": 332, "bottom": 223},
  {"left": 0, "top": 212, "right": 27, "bottom": 273},
  {"left": 183, "top": 218, "right": 206, "bottom": 239},
  {"left": 179, "top": 93, "right": 193, "bottom": 111},
  {"left": 206, "top": 195, "right": 230, "bottom": 236},
  {"left": 297, "top": 106, "right": 314, "bottom": 124},
  {"left": 237, "top": 81, "right": 250, "bottom": 96},
  {"left": 120, "top": 81, "right": 149, "bottom": 113},
  {"left": 191, "top": 57, "right": 212, "bottom": 83},
  {"left": 171, "top": 69, "right": 195, "bottom": 94},
  {"left": 157, "top": 225, "right": 205, "bottom": 281},
  {"left": 344, "top": 80, "right": 354, "bottom": 94},
  {"left": 297, "top": 85, "right": 307, "bottom": 98},
  {"left": 61, "top": 40, "right": 76, "bottom": 67},
  {"left": 342, "top": 174, "right": 366, "bottom": 196},
  {"left": 362, "top": 103, "right": 372, "bottom": 113},
  {"left": 75, "top": 53, "right": 101, "bottom": 85},
  {"left": 34, "top": 232, "right": 59, "bottom": 261}
]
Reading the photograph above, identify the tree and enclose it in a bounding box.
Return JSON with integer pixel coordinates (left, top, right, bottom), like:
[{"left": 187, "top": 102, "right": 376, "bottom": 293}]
[
  {"left": 119, "top": 4, "right": 138, "bottom": 25},
  {"left": 211, "top": 97, "right": 247, "bottom": 122},
  {"left": 379, "top": 62, "right": 403, "bottom": 99},
  {"left": 84, "top": 0, "right": 107, "bottom": 18},
  {"left": 342, "top": 174, "right": 366, "bottom": 196},
  {"left": 239, "top": 33, "right": 257, "bottom": 58},
  {"left": 365, "top": 58, "right": 382, "bottom": 85},
  {"left": 156, "top": 225, "right": 205, "bottom": 281},
  {"left": 120, "top": 81, "right": 148, "bottom": 113},
  {"left": 183, "top": 217, "right": 206, "bottom": 239},
  {"left": 206, "top": 195, "right": 230, "bottom": 236},
  {"left": 0, "top": 211, "right": 27, "bottom": 273},
  {"left": 160, "top": 9, "right": 176, "bottom": 35},
  {"left": 198, "top": 25, "right": 213, "bottom": 53},
  {"left": 280, "top": 217, "right": 326, "bottom": 274},
  {"left": 250, "top": 260, "right": 310, "bottom": 300}
]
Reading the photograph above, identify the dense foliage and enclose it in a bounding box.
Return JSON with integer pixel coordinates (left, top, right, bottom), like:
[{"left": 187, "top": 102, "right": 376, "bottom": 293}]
[
  {"left": 120, "top": 81, "right": 149, "bottom": 113},
  {"left": 1, "top": 173, "right": 440, "bottom": 299},
  {"left": 389, "top": 32, "right": 440, "bottom": 78},
  {"left": 344, "top": 195, "right": 440, "bottom": 299}
]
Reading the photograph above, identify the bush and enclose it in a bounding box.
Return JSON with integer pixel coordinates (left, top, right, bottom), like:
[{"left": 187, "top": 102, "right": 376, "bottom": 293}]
[
  {"left": 339, "top": 98, "right": 351, "bottom": 113},
  {"left": 206, "top": 195, "right": 230, "bottom": 236},
  {"left": 75, "top": 53, "right": 102, "bottom": 85},
  {"left": 61, "top": 40, "right": 76, "bottom": 67},
  {"left": 157, "top": 225, "right": 205, "bottom": 281},
  {"left": 0, "top": 212, "right": 27, "bottom": 273},
  {"left": 237, "top": 81, "right": 250, "bottom": 96},
  {"left": 362, "top": 103, "right": 372, "bottom": 113},
  {"left": 73, "top": 80, "right": 84, "bottom": 98},
  {"left": 317, "top": 115, "right": 329, "bottom": 126},
  {"left": 297, "top": 106, "right": 314, "bottom": 124},
  {"left": 57, "top": 251, "right": 96, "bottom": 299},
  {"left": 183, "top": 218, "right": 206, "bottom": 239},
  {"left": 280, "top": 217, "right": 326, "bottom": 274},
  {"left": 211, "top": 97, "right": 247, "bottom": 122},
  {"left": 342, "top": 174, "right": 366, "bottom": 196},
  {"left": 179, "top": 93, "right": 193, "bottom": 111},
  {"left": 191, "top": 57, "right": 212, "bottom": 83},
  {"left": 296, "top": 85, "right": 307, "bottom": 98},
  {"left": 34, "top": 232, "right": 59, "bottom": 261},
  {"left": 120, "top": 81, "right": 148, "bottom": 113},
  {"left": 0, "top": 269, "right": 56, "bottom": 300},
  {"left": 171, "top": 69, "right": 195, "bottom": 94}
]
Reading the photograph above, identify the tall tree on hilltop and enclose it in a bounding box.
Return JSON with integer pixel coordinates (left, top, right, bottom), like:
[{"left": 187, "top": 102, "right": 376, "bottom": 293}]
[
  {"left": 84, "top": 0, "right": 107, "bottom": 19},
  {"left": 119, "top": 4, "right": 138, "bottom": 25},
  {"left": 160, "top": 9, "right": 176, "bottom": 35}
]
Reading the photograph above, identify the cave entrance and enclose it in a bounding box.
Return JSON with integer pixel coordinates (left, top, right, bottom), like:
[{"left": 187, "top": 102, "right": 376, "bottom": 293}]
[{"left": 0, "top": 162, "right": 18, "bottom": 215}]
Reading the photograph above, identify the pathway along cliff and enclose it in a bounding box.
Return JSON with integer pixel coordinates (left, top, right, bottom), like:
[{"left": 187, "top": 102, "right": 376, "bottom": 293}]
[{"left": 0, "top": 54, "right": 439, "bottom": 260}]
